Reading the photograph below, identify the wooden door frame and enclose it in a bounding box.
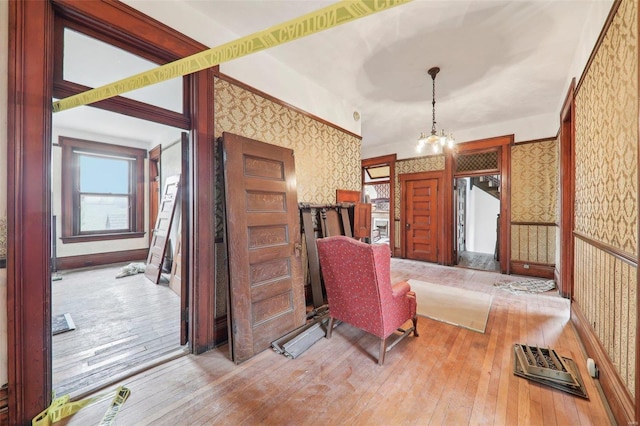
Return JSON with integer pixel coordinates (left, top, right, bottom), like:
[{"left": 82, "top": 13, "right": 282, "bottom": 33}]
[
  {"left": 362, "top": 154, "right": 396, "bottom": 254},
  {"left": 399, "top": 171, "right": 445, "bottom": 263},
  {"left": 7, "top": 1, "right": 217, "bottom": 422},
  {"left": 148, "top": 144, "right": 161, "bottom": 245},
  {"left": 559, "top": 79, "right": 575, "bottom": 299},
  {"left": 446, "top": 135, "right": 513, "bottom": 274}
]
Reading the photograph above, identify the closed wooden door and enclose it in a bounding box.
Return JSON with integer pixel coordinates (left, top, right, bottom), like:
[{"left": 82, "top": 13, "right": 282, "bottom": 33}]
[
  {"left": 404, "top": 178, "right": 438, "bottom": 262},
  {"left": 223, "top": 132, "right": 304, "bottom": 364}
]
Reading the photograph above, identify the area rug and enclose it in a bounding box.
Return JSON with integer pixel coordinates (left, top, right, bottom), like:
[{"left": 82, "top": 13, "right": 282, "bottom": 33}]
[
  {"left": 52, "top": 313, "right": 76, "bottom": 335},
  {"left": 407, "top": 279, "right": 492, "bottom": 333},
  {"left": 494, "top": 278, "right": 556, "bottom": 295}
]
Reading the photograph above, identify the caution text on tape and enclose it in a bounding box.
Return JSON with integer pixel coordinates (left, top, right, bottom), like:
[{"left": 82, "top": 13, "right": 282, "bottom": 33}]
[{"left": 52, "top": 0, "right": 412, "bottom": 113}]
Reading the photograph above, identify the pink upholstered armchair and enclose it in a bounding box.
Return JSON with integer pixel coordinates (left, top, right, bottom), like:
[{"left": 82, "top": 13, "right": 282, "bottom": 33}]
[{"left": 316, "top": 236, "right": 418, "bottom": 365}]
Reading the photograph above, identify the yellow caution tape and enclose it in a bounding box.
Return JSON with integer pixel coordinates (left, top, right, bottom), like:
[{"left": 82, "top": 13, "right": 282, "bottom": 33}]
[
  {"left": 32, "top": 386, "right": 130, "bottom": 426},
  {"left": 52, "top": 0, "right": 412, "bottom": 113}
]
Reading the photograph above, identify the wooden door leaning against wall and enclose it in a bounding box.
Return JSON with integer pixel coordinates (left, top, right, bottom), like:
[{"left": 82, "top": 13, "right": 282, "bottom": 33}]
[{"left": 222, "top": 132, "right": 305, "bottom": 364}]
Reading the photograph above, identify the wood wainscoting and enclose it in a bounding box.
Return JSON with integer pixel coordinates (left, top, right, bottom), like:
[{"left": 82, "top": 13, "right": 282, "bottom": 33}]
[
  {"left": 55, "top": 249, "right": 148, "bottom": 271},
  {"left": 572, "top": 301, "right": 634, "bottom": 425},
  {"left": 510, "top": 261, "right": 555, "bottom": 279}
]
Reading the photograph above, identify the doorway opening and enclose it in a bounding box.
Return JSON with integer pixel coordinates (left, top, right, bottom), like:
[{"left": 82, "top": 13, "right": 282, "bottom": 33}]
[
  {"left": 455, "top": 175, "right": 500, "bottom": 272},
  {"left": 50, "top": 22, "right": 189, "bottom": 397},
  {"left": 362, "top": 155, "right": 396, "bottom": 251}
]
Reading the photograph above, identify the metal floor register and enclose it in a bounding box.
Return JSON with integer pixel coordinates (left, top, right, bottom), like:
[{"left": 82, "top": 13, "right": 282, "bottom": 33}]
[{"left": 513, "top": 343, "right": 588, "bottom": 399}]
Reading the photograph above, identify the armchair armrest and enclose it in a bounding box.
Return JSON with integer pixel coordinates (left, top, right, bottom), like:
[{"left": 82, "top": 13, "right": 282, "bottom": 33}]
[{"left": 391, "top": 280, "right": 411, "bottom": 298}]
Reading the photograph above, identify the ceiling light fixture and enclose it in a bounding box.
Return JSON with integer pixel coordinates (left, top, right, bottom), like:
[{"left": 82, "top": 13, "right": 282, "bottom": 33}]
[{"left": 417, "top": 66, "right": 455, "bottom": 154}]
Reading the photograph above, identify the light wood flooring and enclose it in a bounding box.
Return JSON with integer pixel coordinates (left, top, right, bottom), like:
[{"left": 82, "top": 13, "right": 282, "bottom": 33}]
[
  {"left": 52, "top": 264, "right": 185, "bottom": 397},
  {"left": 59, "top": 259, "right": 613, "bottom": 425}
]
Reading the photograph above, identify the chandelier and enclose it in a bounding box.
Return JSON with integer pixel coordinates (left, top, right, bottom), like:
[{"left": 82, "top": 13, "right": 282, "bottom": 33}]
[{"left": 417, "top": 67, "right": 455, "bottom": 154}]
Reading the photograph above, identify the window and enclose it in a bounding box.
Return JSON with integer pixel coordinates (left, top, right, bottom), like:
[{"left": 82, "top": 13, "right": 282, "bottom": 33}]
[{"left": 59, "top": 136, "right": 147, "bottom": 243}]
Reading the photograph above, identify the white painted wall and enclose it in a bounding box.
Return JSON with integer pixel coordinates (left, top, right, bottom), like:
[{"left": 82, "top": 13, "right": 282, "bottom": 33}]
[
  {"left": 466, "top": 181, "right": 500, "bottom": 254},
  {"left": 0, "top": 0, "right": 8, "bottom": 387}
]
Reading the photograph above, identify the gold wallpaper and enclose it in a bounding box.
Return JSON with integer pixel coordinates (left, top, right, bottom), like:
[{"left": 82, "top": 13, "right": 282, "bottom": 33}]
[
  {"left": 511, "top": 139, "right": 558, "bottom": 223},
  {"left": 574, "top": 0, "right": 638, "bottom": 256},
  {"left": 213, "top": 77, "right": 362, "bottom": 316},
  {"left": 214, "top": 78, "right": 361, "bottom": 204},
  {"left": 573, "top": 0, "right": 638, "bottom": 399},
  {"left": 575, "top": 238, "right": 637, "bottom": 398}
]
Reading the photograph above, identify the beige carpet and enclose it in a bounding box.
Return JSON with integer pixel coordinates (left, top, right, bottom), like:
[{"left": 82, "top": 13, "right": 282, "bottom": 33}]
[{"left": 407, "top": 279, "right": 493, "bottom": 333}]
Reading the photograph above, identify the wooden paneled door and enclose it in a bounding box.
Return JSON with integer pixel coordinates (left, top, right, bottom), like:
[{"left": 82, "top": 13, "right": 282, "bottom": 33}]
[
  {"left": 403, "top": 178, "right": 439, "bottom": 262},
  {"left": 222, "top": 132, "right": 305, "bottom": 364}
]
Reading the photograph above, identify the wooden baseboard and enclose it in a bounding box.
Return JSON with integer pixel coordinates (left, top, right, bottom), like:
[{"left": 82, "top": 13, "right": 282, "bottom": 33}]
[
  {"left": 510, "top": 261, "right": 555, "bottom": 279},
  {"left": 571, "top": 300, "right": 635, "bottom": 425},
  {"left": 56, "top": 248, "right": 148, "bottom": 270},
  {"left": 0, "top": 384, "right": 7, "bottom": 425}
]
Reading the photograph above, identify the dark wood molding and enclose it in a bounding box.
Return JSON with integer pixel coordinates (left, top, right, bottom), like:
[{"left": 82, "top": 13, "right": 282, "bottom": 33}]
[
  {"left": 362, "top": 154, "right": 397, "bottom": 167},
  {"left": 56, "top": 248, "right": 148, "bottom": 270},
  {"left": 513, "top": 136, "right": 557, "bottom": 146},
  {"left": 399, "top": 170, "right": 445, "bottom": 264},
  {"left": 510, "top": 261, "right": 555, "bottom": 279},
  {"left": 575, "top": 0, "right": 622, "bottom": 95},
  {"left": 455, "top": 134, "right": 515, "bottom": 151},
  {"left": 53, "top": 80, "right": 191, "bottom": 129},
  {"left": 60, "top": 232, "right": 146, "bottom": 244},
  {"left": 8, "top": 1, "right": 55, "bottom": 422},
  {"left": 53, "top": 0, "right": 209, "bottom": 60},
  {"left": 559, "top": 79, "right": 576, "bottom": 299},
  {"left": 571, "top": 300, "right": 635, "bottom": 426},
  {"left": 191, "top": 67, "right": 218, "bottom": 354},
  {"left": 362, "top": 154, "right": 396, "bottom": 256},
  {"left": 454, "top": 134, "right": 513, "bottom": 274},
  {"left": 8, "top": 1, "right": 218, "bottom": 422},
  {"left": 574, "top": 231, "right": 637, "bottom": 267},
  {"left": 58, "top": 136, "right": 146, "bottom": 241},
  {"left": 215, "top": 72, "right": 362, "bottom": 140},
  {"left": 511, "top": 221, "right": 557, "bottom": 227}
]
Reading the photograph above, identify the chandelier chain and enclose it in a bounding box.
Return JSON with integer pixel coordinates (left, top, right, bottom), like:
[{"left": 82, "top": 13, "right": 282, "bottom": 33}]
[{"left": 431, "top": 75, "right": 436, "bottom": 135}]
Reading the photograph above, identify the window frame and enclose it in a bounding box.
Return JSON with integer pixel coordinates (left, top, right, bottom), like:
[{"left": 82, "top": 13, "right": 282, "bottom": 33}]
[{"left": 59, "top": 136, "right": 147, "bottom": 243}]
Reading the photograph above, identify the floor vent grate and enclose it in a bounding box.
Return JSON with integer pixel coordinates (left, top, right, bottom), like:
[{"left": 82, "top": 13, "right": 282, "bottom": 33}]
[{"left": 513, "top": 344, "right": 588, "bottom": 399}]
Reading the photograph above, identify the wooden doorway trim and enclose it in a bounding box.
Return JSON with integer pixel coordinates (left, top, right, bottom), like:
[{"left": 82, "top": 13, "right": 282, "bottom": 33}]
[
  {"left": 7, "top": 1, "right": 217, "bottom": 422},
  {"left": 148, "top": 144, "right": 161, "bottom": 245},
  {"left": 448, "top": 135, "right": 513, "bottom": 274},
  {"left": 559, "top": 79, "right": 575, "bottom": 299},
  {"left": 399, "top": 170, "right": 445, "bottom": 263},
  {"left": 362, "top": 154, "right": 396, "bottom": 254}
]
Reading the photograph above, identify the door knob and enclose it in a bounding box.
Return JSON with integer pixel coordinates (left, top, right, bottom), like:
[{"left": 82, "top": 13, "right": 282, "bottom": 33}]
[{"left": 405, "top": 223, "right": 411, "bottom": 230}]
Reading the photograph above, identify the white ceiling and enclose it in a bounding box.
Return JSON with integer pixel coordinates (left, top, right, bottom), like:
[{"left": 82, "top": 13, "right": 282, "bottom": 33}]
[
  {"left": 62, "top": 0, "right": 614, "bottom": 157},
  {"left": 184, "top": 0, "right": 614, "bottom": 157}
]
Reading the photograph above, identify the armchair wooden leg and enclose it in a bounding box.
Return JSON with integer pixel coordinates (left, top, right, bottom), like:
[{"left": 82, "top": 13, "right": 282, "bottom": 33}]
[
  {"left": 378, "top": 338, "right": 387, "bottom": 365},
  {"left": 326, "top": 317, "right": 335, "bottom": 339},
  {"left": 412, "top": 315, "right": 419, "bottom": 337}
]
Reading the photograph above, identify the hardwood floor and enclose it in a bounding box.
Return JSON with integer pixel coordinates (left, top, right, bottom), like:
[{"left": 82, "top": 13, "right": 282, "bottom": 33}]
[
  {"left": 59, "top": 259, "right": 613, "bottom": 425},
  {"left": 52, "top": 264, "right": 185, "bottom": 397}
]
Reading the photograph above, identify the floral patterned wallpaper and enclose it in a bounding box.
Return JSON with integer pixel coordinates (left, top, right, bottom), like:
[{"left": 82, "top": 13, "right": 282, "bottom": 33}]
[{"left": 573, "top": 0, "right": 637, "bottom": 398}]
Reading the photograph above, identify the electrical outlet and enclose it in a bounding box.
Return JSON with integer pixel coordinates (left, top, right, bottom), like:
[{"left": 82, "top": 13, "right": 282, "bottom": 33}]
[{"left": 523, "top": 264, "right": 530, "bottom": 269}]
